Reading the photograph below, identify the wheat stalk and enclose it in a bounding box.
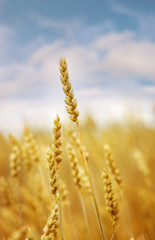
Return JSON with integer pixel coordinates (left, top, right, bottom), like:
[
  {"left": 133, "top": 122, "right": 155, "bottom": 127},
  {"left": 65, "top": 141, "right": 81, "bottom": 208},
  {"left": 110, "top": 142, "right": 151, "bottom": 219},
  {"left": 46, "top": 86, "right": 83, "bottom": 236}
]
[
  {"left": 59, "top": 57, "right": 106, "bottom": 240},
  {"left": 67, "top": 144, "right": 92, "bottom": 239}
]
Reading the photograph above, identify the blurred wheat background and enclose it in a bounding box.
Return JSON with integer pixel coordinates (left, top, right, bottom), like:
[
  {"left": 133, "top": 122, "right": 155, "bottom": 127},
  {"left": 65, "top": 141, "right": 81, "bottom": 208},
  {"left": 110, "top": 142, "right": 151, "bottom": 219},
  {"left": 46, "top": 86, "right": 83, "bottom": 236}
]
[{"left": 0, "top": 0, "right": 155, "bottom": 239}]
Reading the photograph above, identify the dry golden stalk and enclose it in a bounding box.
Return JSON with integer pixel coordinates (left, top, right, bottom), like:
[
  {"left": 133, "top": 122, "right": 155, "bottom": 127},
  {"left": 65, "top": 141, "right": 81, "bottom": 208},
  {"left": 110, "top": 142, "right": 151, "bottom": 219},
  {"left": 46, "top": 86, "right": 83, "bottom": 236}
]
[
  {"left": 22, "top": 143, "right": 32, "bottom": 172},
  {"left": 138, "top": 188, "right": 153, "bottom": 217},
  {"left": 33, "top": 174, "right": 44, "bottom": 202},
  {"left": 78, "top": 166, "right": 91, "bottom": 194},
  {"left": 67, "top": 145, "right": 81, "bottom": 189},
  {"left": 9, "top": 135, "right": 21, "bottom": 179},
  {"left": 41, "top": 203, "right": 59, "bottom": 240},
  {"left": 101, "top": 170, "right": 119, "bottom": 227},
  {"left": 0, "top": 177, "right": 11, "bottom": 206},
  {"left": 67, "top": 145, "right": 91, "bottom": 194},
  {"left": 59, "top": 58, "right": 79, "bottom": 125},
  {"left": 21, "top": 187, "right": 41, "bottom": 214},
  {"left": 0, "top": 217, "right": 14, "bottom": 237},
  {"left": 21, "top": 188, "right": 44, "bottom": 227},
  {"left": 1, "top": 207, "right": 21, "bottom": 230},
  {"left": 133, "top": 149, "right": 150, "bottom": 177},
  {"left": 68, "top": 128, "right": 81, "bottom": 148},
  {"left": 60, "top": 58, "right": 106, "bottom": 240},
  {"left": 67, "top": 146, "right": 92, "bottom": 239},
  {"left": 25, "top": 228, "right": 34, "bottom": 240},
  {"left": 68, "top": 128, "right": 89, "bottom": 161},
  {"left": 77, "top": 129, "right": 106, "bottom": 240},
  {"left": 59, "top": 179, "right": 70, "bottom": 206},
  {"left": 24, "top": 126, "right": 40, "bottom": 163},
  {"left": 104, "top": 145, "right": 122, "bottom": 187},
  {"left": 8, "top": 226, "right": 28, "bottom": 240},
  {"left": 20, "top": 204, "right": 37, "bottom": 223},
  {"left": 104, "top": 148, "right": 135, "bottom": 238},
  {"left": 9, "top": 135, "right": 23, "bottom": 226}
]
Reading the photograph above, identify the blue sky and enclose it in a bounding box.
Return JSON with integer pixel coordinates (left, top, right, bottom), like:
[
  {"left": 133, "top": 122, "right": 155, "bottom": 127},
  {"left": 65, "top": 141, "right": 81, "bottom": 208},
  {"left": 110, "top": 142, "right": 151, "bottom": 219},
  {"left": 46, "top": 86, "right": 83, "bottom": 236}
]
[{"left": 0, "top": 0, "right": 155, "bottom": 132}]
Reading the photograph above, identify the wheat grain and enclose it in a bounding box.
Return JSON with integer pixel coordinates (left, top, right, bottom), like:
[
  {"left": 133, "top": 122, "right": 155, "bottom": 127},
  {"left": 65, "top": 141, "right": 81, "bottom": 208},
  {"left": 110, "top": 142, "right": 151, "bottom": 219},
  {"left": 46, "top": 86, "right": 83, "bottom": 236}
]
[
  {"left": 9, "top": 135, "right": 21, "bottom": 179},
  {"left": 101, "top": 169, "right": 119, "bottom": 227},
  {"left": 104, "top": 145, "right": 122, "bottom": 187},
  {"left": 59, "top": 58, "right": 79, "bottom": 125}
]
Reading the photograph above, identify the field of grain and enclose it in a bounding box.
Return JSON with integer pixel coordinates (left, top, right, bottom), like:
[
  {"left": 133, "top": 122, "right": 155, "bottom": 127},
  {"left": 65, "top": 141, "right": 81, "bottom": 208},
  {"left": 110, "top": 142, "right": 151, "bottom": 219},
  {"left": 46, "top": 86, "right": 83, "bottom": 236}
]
[{"left": 0, "top": 59, "right": 155, "bottom": 240}]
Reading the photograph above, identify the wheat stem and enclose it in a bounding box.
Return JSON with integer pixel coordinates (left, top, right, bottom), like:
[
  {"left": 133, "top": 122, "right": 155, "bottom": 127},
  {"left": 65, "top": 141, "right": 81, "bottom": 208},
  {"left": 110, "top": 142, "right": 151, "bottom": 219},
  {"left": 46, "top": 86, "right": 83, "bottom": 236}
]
[
  {"left": 112, "top": 225, "right": 119, "bottom": 240},
  {"left": 110, "top": 225, "right": 120, "bottom": 240},
  {"left": 120, "top": 190, "right": 136, "bottom": 239},
  {"left": 58, "top": 175, "right": 65, "bottom": 240},
  {"left": 15, "top": 180, "right": 24, "bottom": 226},
  {"left": 68, "top": 209, "right": 79, "bottom": 240},
  {"left": 77, "top": 126, "right": 106, "bottom": 240},
  {"left": 138, "top": 213, "right": 147, "bottom": 240},
  {"left": 79, "top": 193, "right": 93, "bottom": 240}
]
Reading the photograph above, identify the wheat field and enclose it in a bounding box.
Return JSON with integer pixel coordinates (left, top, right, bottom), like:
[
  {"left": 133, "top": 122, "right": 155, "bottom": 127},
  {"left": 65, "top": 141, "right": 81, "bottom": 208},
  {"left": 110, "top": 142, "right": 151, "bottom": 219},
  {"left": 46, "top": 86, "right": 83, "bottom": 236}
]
[{"left": 0, "top": 58, "right": 155, "bottom": 240}]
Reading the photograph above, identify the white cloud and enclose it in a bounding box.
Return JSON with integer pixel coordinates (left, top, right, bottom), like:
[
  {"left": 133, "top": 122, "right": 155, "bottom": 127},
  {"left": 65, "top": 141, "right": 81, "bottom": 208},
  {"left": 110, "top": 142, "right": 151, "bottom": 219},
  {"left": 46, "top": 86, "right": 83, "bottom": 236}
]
[
  {"left": 92, "top": 31, "right": 134, "bottom": 50},
  {"left": 0, "top": 98, "right": 65, "bottom": 134},
  {"left": 1, "top": 30, "right": 155, "bottom": 100},
  {"left": 140, "top": 86, "right": 155, "bottom": 95},
  {"left": 1, "top": 18, "right": 155, "bottom": 132},
  {"left": 101, "top": 40, "right": 155, "bottom": 80}
]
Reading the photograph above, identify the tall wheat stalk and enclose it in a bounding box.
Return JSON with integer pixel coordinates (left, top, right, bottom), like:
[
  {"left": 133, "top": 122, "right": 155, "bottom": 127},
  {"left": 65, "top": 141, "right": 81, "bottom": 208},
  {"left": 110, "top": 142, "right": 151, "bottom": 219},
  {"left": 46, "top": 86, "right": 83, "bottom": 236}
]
[
  {"left": 67, "top": 145, "right": 92, "bottom": 240},
  {"left": 59, "top": 57, "right": 106, "bottom": 240},
  {"left": 79, "top": 193, "right": 93, "bottom": 240}
]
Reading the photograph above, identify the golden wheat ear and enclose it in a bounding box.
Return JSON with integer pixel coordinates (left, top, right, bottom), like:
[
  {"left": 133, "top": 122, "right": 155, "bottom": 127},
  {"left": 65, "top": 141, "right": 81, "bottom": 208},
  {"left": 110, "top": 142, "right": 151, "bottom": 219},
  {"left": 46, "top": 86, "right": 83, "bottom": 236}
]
[
  {"left": 9, "top": 135, "right": 21, "bottom": 179},
  {"left": 67, "top": 144, "right": 82, "bottom": 189},
  {"left": 8, "top": 226, "right": 28, "bottom": 240},
  {"left": 24, "top": 126, "right": 40, "bottom": 163},
  {"left": 52, "top": 114, "right": 62, "bottom": 166},
  {"left": 47, "top": 146, "right": 58, "bottom": 200},
  {"left": 41, "top": 202, "right": 59, "bottom": 240},
  {"left": 47, "top": 114, "right": 65, "bottom": 240},
  {"left": 104, "top": 144, "right": 122, "bottom": 187},
  {"left": 59, "top": 58, "right": 79, "bottom": 125},
  {"left": 0, "top": 177, "right": 11, "bottom": 207},
  {"left": 101, "top": 169, "right": 119, "bottom": 227},
  {"left": 47, "top": 114, "right": 62, "bottom": 201}
]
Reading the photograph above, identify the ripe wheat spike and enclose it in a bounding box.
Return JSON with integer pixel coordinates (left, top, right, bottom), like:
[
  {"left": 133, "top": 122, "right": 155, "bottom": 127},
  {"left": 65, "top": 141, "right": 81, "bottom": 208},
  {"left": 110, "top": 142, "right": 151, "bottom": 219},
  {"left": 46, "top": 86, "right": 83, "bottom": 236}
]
[
  {"left": 101, "top": 169, "right": 119, "bottom": 227},
  {"left": 59, "top": 58, "right": 79, "bottom": 125},
  {"left": 52, "top": 114, "right": 62, "bottom": 166},
  {"left": 47, "top": 147, "right": 58, "bottom": 201},
  {"left": 41, "top": 203, "right": 59, "bottom": 240},
  {"left": 9, "top": 135, "right": 21, "bottom": 179},
  {"left": 67, "top": 145, "right": 91, "bottom": 194},
  {"left": 104, "top": 144, "right": 122, "bottom": 187},
  {"left": 24, "top": 126, "right": 40, "bottom": 163}
]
